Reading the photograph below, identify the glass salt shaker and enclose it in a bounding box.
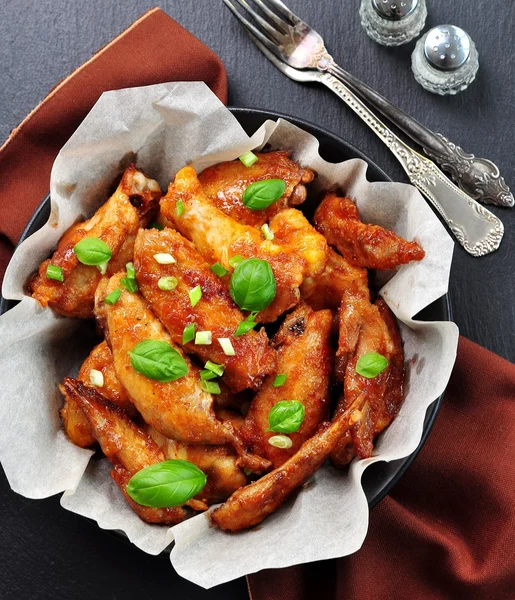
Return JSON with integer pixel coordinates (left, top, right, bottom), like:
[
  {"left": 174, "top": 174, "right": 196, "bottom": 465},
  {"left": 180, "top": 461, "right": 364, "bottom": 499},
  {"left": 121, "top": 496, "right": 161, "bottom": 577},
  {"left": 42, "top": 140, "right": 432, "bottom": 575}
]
[
  {"left": 360, "top": 0, "right": 427, "bottom": 46},
  {"left": 412, "top": 25, "right": 480, "bottom": 95}
]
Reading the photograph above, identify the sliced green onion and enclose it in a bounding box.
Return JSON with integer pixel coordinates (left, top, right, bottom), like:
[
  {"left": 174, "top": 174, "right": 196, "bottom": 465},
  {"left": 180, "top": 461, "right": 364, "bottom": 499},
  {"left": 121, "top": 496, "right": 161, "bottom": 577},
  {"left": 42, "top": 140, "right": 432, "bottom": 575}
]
[
  {"left": 200, "top": 369, "right": 217, "bottom": 381},
  {"left": 154, "top": 253, "right": 176, "bottom": 265},
  {"left": 195, "top": 330, "right": 212, "bottom": 345},
  {"left": 273, "top": 374, "right": 287, "bottom": 387},
  {"left": 204, "top": 360, "right": 225, "bottom": 377},
  {"left": 234, "top": 320, "right": 257, "bottom": 337},
  {"left": 189, "top": 285, "right": 202, "bottom": 307},
  {"left": 211, "top": 262, "right": 228, "bottom": 277},
  {"left": 97, "top": 261, "right": 109, "bottom": 275},
  {"left": 125, "top": 262, "right": 136, "bottom": 280},
  {"left": 104, "top": 288, "right": 121, "bottom": 305},
  {"left": 158, "top": 276, "right": 178, "bottom": 291},
  {"left": 239, "top": 151, "right": 258, "bottom": 167},
  {"left": 120, "top": 277, "right": 138, "bottom": 293},
  {"left": 46, "top": 264, "right": 64, "bottom": 282},
  {"left": 229, "top": 255, "right": 245, "bottom": 268},
  {"left": 200, "top": 380, "right": 221, "bottom": 394},
  {"left": 261, "top": 224, "right": 274, "bottom": 241},
  {"left": 218, "top": 338, "right": 235, "bottom": 356},
  {"left": 89, "top": 369, "right": 104, "bottom": 387},
  {"left": 149, "top": 222, "right": 164, "bottom": 230},
  {"left": 176, "top": 200, "right": 185, "bottom": 216},
  {"left": 182, "top": 323, "right": 196, "bottom": 344},
  {"left": 268, "top": 435, "right": 292, "bottom": 449}
]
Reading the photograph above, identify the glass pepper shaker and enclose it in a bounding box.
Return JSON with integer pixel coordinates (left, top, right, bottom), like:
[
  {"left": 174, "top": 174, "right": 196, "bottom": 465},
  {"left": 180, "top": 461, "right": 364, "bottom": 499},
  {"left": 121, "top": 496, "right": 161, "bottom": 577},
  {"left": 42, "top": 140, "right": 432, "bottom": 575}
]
[
  {"left": 412, "top": 25, "right": 480, "bottom": 95},
  {"left": 360, "top": 0, "right": 427, "bottom": 46}
]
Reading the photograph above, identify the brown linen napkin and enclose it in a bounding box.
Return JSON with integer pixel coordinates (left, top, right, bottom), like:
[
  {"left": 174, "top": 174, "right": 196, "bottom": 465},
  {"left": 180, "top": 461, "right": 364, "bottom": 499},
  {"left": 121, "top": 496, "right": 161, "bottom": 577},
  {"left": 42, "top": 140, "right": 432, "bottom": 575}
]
[
  {"left": 248, "top": 337, "right": 515, "bottom": 600},
  {"left": 0, "top": 7, "right": 227, "bottom": 288}
]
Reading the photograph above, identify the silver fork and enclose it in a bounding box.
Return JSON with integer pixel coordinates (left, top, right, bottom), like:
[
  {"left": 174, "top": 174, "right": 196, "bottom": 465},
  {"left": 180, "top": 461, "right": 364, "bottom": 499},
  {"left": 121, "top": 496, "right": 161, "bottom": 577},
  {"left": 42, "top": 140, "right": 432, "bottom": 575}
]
[
  {"left": 222, "top": 0, "right": 513, "bottom": 210},
  {"left": 223, "top": 0, "right": 504, "bottom": 256}
]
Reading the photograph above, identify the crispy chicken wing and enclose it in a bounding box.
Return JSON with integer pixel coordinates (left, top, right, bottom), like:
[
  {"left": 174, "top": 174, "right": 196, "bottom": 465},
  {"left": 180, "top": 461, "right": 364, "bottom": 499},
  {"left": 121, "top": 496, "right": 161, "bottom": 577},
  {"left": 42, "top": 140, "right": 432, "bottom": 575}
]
[
  {"left": 240, "top": 304, "right": 332, "bottom": 468},
  {"left": 211, "top": 392, "right": 366, "bottom": 532},
  {"left": 147, "top": 427, "right": 247, "bottom": 505},
  {"left": 29, "top": 165, "right": 161, "bottom": 318},
  {"left": 95, "top": 273, "right": 270, "bottom": 473},
  {"left": 62, "top": 378, "right": 191, "bottom": 524},
  {"left": 198, "top": 151, "right": 314, "bottom": 227},
  {"left": 314, "top": 193, "right": 425, "bottom": 270},
  {"left": 133, "top": 228, "right": 275, "bottom": 392},
  {"left": 60, "top": 340, "right": 133, "bottom": 448},
  {"left": 160, "top": 166, "right": 306, "bottom": 323}
]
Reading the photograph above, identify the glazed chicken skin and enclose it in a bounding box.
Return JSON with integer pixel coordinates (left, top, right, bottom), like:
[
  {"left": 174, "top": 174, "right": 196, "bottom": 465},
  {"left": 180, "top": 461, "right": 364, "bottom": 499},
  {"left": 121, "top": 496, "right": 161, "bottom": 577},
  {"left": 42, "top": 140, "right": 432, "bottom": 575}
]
[
  {"left": 211, "top": 393, "right": 364, "bottom": 532},
  {"left": 95, "top": 273, "right": 270, "bottom": 473},
  {"left": 63, "top": 378, "right": 194, "bottom": 524},
  {"left": 29, "top": 165, "right": 161, "bottom": 318},
  {"left": 198, "top": 151, "right": 315, "bottom": 228},
  {"left": 160, "top": 166, "right": 307, "bottom": 323},
  {"left": 148, "top": 427, "right": 247, "bottom": 505},
  {"left": 133, "top": 228, "right": 276, "bottom": 392},
  {"left": 240, "top": 304, "right": 333, "bottom": 469},
  {"left": 314, "top": 193, "right": 425, "bottom": 270},
  {"left": 60, "top": 340, "right": 134, "bottom": 448}
]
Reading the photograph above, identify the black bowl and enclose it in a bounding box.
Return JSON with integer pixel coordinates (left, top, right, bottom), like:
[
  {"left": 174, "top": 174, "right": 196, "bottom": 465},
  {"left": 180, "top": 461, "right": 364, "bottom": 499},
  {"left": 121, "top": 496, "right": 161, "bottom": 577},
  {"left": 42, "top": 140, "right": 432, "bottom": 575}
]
[{"left": 0, "top": 107, "right": 450, "bottom": 512}]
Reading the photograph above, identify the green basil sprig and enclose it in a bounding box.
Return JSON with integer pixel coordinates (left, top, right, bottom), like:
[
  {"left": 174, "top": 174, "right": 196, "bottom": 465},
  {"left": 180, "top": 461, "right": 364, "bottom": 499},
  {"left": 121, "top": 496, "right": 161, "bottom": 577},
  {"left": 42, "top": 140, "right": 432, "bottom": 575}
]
[
  {"left": 356, "top": 352, "right": 389, "bottom": 379},
  {"left": 130, "top": 340, "right": 188, "bottom": 382},
  {"left": 127, "top": 460, "right": 207, "bottom": 508},
  {"left": 230, "top": 258, "right": 276, "bottom": 312},
  {"left": 242, "top": 179, "right": 286, "bottom": 210},
  {"left": 73, "top": 237, "right": 112, "bottom": 266},
  {"left": 267, "top": 400, "right": 305, "bottom": 434}
]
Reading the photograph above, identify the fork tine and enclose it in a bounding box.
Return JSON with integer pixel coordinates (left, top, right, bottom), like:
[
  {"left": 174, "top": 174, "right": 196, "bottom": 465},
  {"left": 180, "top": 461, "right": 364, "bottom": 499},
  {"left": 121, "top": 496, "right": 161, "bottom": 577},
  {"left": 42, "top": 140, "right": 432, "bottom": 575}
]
[
  {"left": 223, "top": 0, "right": 287, "bottom": 60},
  {"left": 232, "top": 0, "right": 285, "bottom": 44},
  {"left": 248, "top": 0, "right": 290, "bottom": 33},
  {"left": 261, "top": 0, "right": 301, "bottom": 25}
]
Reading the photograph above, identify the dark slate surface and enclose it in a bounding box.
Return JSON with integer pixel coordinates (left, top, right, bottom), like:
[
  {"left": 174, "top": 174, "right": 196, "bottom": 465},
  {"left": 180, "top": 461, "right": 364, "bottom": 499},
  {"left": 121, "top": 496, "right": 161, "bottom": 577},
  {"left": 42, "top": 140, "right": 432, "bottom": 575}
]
[{"left": 0, "top": 1, "right": 513, "bottom": 598}]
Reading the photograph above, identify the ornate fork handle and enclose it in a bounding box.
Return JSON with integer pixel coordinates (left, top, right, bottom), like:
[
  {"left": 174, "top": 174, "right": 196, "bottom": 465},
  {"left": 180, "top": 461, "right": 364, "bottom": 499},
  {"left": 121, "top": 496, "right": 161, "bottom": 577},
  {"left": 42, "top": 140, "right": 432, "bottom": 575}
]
[
  {"left": 328, "top": 64, "right": 513, "bottom": 208},
  {"left": 320, "top": 73, "right": 504, "bottom": 256}
]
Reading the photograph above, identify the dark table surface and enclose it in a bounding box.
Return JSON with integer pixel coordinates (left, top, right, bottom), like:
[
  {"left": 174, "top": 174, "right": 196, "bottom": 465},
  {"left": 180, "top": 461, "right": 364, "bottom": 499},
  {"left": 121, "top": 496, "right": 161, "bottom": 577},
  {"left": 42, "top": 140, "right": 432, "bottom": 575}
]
[{"left": 1, "top": 1, "right": 514, "bottom": 598}]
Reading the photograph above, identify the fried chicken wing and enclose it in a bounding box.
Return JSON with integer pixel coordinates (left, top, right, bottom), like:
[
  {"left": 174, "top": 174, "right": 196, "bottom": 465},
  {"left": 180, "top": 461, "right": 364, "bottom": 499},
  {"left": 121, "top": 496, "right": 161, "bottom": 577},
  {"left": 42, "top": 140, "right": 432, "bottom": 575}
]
[
  {"left": 133, "top": 228, "right": 275, "bottom": 392},
  {"left": 29, "top": 165, "right": 161, "bottom": 318},
  {"left": 198, "top": 151, "right": 314, "bottom": 227},
  {"left": 95, "top": 273, "right": 270, "bottom": 473},
  {"left": 211, "top": 394, "right": 365, "bottom": 532},
  {"left": 314, "top": 193, "right": 425, "bottom": 270},
  {"left": 60, "top": 340, "right": 133, "bottom": 448},
  {"left": 147, "top": 427, "right": 247, "bottom": 505},
  {"left": 160, "top": 166, "right": 306, "bottom": 323},
  {"left": 63, "top": 378, "right": 191, "bottom": 524},
  {"left": 240, "top": 304, "right": 332, "bottom": 468}
]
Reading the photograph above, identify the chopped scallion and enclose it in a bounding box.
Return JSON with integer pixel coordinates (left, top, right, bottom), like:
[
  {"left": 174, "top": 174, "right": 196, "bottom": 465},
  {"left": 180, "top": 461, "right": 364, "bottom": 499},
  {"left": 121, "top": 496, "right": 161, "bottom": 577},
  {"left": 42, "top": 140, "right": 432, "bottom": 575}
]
[
  {"left": 261, "top": 223, "right": 274, "bottom": 241},
  {"left": 200, "top": 369, "right": 217, "bottom": 381},
  {"left": 120, "top": 277, "right": 138, "bottom": 293},
  {"left": 211, "top": 262, "right": 228, "bottom": 277},
  {"left": 200, "top": 380, "right": 221, "bottom": 394},
  {"left": 204, "top": 360, "right": 225, "bottom": 377},
  {"left": 268, "top": 435, "right": 292, "bottom": 449},
  {"left": 218, "top": 338, "right": 235, "bottom": 356},
  {"left": 195, "top": 330, "right": 212, "bottom": 345},
  {"left": 46, "top": 264, "right": 64, "bottom": 282},
  {"left": 176, "top": 200, "right": 185, "bottom": 216},
  {"left": 97, "top": 261, "right": 109, "bottom": 275},
  {"left": 104, "top": 288, "right": 121, "bottom": 305},
  {"left": 234, "top": 320, "right": 257, "bottom": 337},
  {"left": 189, "top": 285, "right": 202, "bottom": 307},
  {"left": 126, "top": 262, "right": 136, "bottom": 280},
  {"left": 182, "top": 323, "right": 196, "bottom": 344},
  {"left": 153, "top": 253, "right": 176, "bottom": 265},
  {"left": 239, "top": 151, "right": 258, "bottom": 167},
  {"left": 158, "top": 276, "right": 178, "bottom": 291},
  {"left": 89, "top": 369, "right": 104, "bottom": 387},
  {"left": 229, "top": 255, "right": 245, "bottom": 268},
  {"left": 273, "top": 374, "right": 287, "bottom": 387}
]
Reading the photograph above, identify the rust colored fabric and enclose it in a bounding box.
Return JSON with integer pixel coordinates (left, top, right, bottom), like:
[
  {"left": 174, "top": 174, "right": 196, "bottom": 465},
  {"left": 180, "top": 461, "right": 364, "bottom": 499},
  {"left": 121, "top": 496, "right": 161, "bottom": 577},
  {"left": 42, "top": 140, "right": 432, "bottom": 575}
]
[
  {"left": 248, "top": 336, "right": 515, "bottom": 600},
  {"left": 0, "top": 7, "right": 227, "bottom": 288}
]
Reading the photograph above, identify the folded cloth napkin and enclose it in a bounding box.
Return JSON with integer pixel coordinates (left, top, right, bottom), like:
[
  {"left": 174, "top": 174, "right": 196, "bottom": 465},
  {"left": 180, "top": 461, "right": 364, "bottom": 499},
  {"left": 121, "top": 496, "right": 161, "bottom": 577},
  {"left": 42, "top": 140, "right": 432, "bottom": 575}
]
[
  {"left": 0, "top": 7, "right": 226, "bottom": 287},
  {"left": 248, "top": 337, "right": 515, "bottom": 600},
  {"left": 1, "top": 10, "right": 514, "bottom": 600}
]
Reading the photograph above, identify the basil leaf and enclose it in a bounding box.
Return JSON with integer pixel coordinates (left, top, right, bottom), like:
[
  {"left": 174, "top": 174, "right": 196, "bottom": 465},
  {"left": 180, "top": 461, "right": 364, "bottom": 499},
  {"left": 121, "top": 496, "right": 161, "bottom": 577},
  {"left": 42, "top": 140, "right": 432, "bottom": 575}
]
[
  {"left": 356, "top": 353, "right": 389, "bottom": 379},
  {"left": 230, "top": 258, "right": 276, "bottom": 312},
  {"left": 73, "top": 237, "right": 112, "bottom": 266},
  {"left": 242, "top": 179, "right": 286, "bottom": 210},
  {"left": 127, "top": 460, "right": 207, "bottom": 508},
  {"left": 267, "top": 400, "right": 305, "bottom": 434},
  {"left": 130, "top": 340, "right": 188, "bottom": 382}
]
